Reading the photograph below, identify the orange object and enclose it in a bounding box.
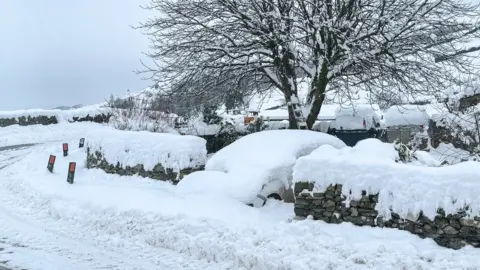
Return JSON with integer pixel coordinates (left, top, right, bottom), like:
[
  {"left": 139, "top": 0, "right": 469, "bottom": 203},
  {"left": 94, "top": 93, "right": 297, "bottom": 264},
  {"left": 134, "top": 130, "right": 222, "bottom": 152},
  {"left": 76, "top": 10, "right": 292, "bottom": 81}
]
[
  {"left": 63, "top": 143, "right": 68, "bottom": 151},
  {"left": 244, "top": 116, "right": 255, "bottom": 125},
  {"left": 69, "top": 162, "right": 76, "bottom": 173},
  {"left": 49, "top": 155, "right": 56, "bottom": 164}
]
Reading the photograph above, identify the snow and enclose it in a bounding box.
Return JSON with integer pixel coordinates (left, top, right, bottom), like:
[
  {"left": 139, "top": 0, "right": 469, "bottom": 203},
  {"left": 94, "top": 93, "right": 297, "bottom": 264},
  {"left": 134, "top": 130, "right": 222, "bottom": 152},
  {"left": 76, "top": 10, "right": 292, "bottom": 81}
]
[
  {"left": 430, "top": 143, "right": 473, "bottom": 164},
  {"left": 86, "top": 128, "right": 207, "bottom": 172},
  {"left": 0, "top": 105, "right": 109, "bottom": 123},
  {"left": 204, "top": 130, "right": 346, "bottom": 202},
  {"left": 176, "top": 171, "right": 260, "bottom": 203},
  {"left": 293, "top": 138, "right": 480, "bottom": 221},
  {"left": 334, "top": 104, "right": 382, "bottom": 130},
  {"left": 259, "top": 104, "right": 338, "bottom": 121},
  {"left": 0, "top": 125, "right": 480, "bottom": 269},
  {"left": 0, "top": 122, "right": 107, "bottom": 147},
  {"left": 385, "top": 105, "right": 430, "bottom": 127}
]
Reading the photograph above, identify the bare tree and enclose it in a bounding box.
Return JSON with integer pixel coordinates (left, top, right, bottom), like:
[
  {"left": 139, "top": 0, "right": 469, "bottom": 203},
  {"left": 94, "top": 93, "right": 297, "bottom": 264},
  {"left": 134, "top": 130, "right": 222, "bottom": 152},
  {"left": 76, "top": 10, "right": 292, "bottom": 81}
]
[{"left": 138, "top": 0, "right": 480, "bottom": 129}]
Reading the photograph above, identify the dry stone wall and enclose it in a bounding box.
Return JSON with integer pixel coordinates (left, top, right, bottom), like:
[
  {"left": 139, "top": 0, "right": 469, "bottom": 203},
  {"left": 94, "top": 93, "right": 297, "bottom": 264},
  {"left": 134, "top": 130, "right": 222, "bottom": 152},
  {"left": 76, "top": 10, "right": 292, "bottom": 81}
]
[
  {"left": 0, "top": 115, "right": 58, "bottom": 127},
  {"left": 294, "top": 182, "right": 480, "bottom": 250},
  {"left": 0, "top": 113, "right": 111, "bottom": 127},
  {"left": 86, "top": 148, "right": 203, "bottom": 184}
]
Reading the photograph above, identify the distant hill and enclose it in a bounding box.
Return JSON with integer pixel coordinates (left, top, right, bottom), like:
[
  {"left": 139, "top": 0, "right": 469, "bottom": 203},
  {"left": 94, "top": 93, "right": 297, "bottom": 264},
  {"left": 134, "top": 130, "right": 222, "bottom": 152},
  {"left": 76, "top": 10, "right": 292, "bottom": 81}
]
[{"left": 53, "top": 104, "right": 84, "bottom": 110}]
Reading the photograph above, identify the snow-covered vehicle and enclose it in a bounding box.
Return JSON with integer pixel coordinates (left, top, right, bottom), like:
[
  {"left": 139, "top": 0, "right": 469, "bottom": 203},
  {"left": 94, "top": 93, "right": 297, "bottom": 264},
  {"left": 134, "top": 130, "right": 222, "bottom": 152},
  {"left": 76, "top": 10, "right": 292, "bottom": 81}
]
[
  {"left": 176, "top": 130, "right": 346, "bottom": 207},
  {"left": 327, "top": 104, "right": 386, "bottom": 146}
]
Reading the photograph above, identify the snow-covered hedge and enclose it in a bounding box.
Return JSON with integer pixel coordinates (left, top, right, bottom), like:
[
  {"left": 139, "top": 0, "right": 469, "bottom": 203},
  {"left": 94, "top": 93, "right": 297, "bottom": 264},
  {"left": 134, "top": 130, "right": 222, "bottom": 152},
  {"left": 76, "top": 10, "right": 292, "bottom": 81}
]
[
  {"left": 0, "top": 106, "right": 111, "bottom": 127},
  {"left": 292, "top": 139, "right": 480, "bottom": 249},
  {"left": 86, "top": 128, "right": 207, "bottom": 183}
]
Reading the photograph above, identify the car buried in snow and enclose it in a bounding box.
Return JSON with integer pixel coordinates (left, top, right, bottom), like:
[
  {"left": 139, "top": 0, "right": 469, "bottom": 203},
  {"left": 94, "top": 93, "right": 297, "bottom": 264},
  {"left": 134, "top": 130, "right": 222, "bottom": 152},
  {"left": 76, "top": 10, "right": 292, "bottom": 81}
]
[{"left": 176, "top": 129, "right": 346, "bottom": 207}]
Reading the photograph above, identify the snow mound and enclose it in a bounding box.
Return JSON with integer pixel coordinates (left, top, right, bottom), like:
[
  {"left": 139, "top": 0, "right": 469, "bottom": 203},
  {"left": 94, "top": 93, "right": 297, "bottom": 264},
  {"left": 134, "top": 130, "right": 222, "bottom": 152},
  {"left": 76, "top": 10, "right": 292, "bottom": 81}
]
[
  {"left": 293, "top": 138, "right": 480, "bottom": 220},
  {"left": 86, "top": 128, "right": 207, "bottom": 171},
  {"left": 206, "top": 130, "right": 346, "bottom": 200},
  {"left": 0, "top": 105, "right": 109, "bottom": 123},
  {"left": 385, "top": 105, "right": 430, "bottom": 127},
  {"left": 176, "top": 171, "right": 261, "bottom": 203}
]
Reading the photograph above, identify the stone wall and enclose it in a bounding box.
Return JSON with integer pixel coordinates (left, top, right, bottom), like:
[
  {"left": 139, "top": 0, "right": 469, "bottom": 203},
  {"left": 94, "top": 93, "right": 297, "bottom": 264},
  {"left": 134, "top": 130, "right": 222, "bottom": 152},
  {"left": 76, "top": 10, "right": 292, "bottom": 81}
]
[
  {"left": 86, "top": 148, "right": 203, "bottom": 184},
  {"left": 294, "top": 182, "right": 480, "bottom": 250},
  {"left": 0, "top": 113, "right": 111, "bottom": 128},
  {"left": 0, "top": 115, "right": 58, "bottom": 127},
  {"left": 68, "top": 113, "right": 112, "bottom": 124}
]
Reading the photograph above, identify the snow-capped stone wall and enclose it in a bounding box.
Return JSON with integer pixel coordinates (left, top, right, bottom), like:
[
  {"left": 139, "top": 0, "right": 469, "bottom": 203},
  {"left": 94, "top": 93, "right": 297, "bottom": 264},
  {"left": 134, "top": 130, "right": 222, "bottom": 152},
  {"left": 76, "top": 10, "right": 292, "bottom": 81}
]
[
  {"left": 0, "top": 107, "right": 111, "bottom": 127},
  {"left": 86, "top": 149, "right": 204, "bottom": 184},
  {"left": 0, "top": 115, "right": 58, "bottom": 127},
  {"left": 292, "top": 139, "right": 480, "bottom": 250},
  {"left": 85, "top": 128, "right": 207, "bottom": 183},
  {"left": 293, "top": 182, "right": 480, "bottom": 250}
]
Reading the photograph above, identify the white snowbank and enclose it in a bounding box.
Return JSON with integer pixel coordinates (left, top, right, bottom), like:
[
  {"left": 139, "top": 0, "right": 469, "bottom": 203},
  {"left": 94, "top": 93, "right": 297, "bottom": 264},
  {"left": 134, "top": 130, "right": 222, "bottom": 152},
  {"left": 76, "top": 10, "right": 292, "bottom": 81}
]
[
  {"left": 86, "top": 128, "right": 207, "bottom": 171},
  {"left": 385, "top": 105, "right": 430, "bottom": 127},
  {"left": 0, "top": 105, "right": 109, "bottom": 123},
  {"left": 430, "top": 143, "right": 473, "bottom": 164},
  {"left": 204, "top": 130, "right": 346, "bottom": 202},
  {"left": 176, "top": 171, "right": 260, "bottom": 203},
  {"left": 334, "top": 104, "right": 382, "bottom": 130},
  {"left": 293, "top": 138, "right": 480, "bottom": 220}
]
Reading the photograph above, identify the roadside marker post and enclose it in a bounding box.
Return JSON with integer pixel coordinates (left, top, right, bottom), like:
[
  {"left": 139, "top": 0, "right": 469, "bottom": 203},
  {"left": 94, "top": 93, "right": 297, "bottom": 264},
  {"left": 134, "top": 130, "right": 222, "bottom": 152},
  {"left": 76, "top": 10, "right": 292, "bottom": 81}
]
[
  {"left": 67, "top": 162, "right": 76, "bottom": 184},
  {"left": 79, "top": 138, "right": 85, "bottom": 148},
  {"left": 63, "top": 143, "right": 68, "bottom": 157},
  {"left": 47, "top": 155, "right": 56, "bottom": 173}
]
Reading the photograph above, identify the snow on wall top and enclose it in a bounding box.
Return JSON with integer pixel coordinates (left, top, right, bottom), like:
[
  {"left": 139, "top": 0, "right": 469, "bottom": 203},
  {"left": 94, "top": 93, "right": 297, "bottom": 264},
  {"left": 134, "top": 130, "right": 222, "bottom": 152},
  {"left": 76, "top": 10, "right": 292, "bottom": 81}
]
[
  {"left": 206, "top": 130, "right": 346, "bottom": 194},
  {"left": 87, "top": 128, "right": 207, "bottom": 172},
  {"left": 0, "top": 104, "right": 109, "bottom": 122},
  {"left": 384, "top": 105, "right": 430, "bottom": 126},
  {"left": 293, "top": 138, "right": 480, "bottom": 220}
]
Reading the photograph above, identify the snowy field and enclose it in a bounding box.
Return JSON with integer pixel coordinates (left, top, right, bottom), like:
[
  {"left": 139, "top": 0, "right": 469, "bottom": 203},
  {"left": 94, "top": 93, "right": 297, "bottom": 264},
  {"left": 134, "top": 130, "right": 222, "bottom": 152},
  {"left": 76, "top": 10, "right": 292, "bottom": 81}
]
[{"left": 0, "top": 123, "right": 480, "bottom": 269}]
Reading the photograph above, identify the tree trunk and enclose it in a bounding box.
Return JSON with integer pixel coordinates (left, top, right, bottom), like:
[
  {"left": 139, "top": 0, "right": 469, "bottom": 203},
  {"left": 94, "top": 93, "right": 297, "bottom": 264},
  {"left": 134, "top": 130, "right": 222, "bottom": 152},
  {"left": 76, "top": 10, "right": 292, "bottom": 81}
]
[
  {"left": 286, "top": 97, "right": 299, "bottom": 129},
  {"left": 306, "top": 63, "right": 328, "bottom": 129}
]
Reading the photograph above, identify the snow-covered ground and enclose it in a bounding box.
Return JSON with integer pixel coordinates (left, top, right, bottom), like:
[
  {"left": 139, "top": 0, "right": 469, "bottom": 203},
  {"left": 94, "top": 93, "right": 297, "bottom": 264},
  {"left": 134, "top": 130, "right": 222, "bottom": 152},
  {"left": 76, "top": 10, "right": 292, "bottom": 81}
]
[{"left": 0, "top": 123, "right": 480, "bottom": 269}]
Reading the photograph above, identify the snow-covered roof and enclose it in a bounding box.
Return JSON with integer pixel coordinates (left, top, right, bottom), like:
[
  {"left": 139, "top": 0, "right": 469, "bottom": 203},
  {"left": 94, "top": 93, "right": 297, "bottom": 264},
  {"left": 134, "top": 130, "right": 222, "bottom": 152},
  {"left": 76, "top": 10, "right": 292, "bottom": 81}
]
[{"left": 384, "top": 105, "right": 430, "bottom": 126}]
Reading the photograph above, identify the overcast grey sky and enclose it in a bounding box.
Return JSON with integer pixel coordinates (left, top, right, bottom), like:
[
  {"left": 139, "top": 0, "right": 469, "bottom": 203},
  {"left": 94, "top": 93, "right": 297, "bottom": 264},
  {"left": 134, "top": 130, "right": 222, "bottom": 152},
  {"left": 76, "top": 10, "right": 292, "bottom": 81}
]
[{"left": 0, "top": 0, "right": 151, "bottom": 110}]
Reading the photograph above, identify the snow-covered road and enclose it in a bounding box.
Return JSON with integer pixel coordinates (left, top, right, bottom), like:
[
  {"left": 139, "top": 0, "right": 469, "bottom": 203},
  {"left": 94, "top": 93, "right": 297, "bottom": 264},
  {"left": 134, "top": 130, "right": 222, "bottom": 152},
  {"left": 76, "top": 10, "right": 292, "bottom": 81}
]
[
  {"left": 0, "top": 122, "right": 479, "bottom": 270},
  {"left": 0, "top": 144, "right": 226, "bottom": 270}
]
